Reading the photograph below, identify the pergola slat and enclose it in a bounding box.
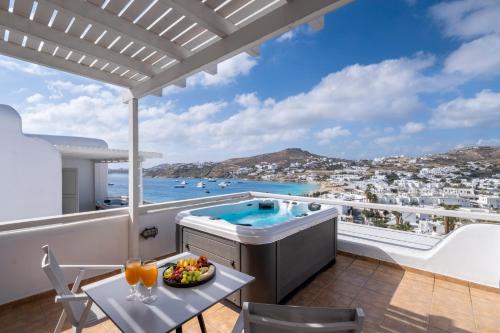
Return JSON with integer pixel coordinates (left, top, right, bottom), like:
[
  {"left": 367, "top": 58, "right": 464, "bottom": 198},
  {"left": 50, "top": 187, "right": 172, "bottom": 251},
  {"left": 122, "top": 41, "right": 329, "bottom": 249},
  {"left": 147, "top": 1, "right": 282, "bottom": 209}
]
[
  {"left": 166, "top": 0, "right": 238, "bottom": 37},
  {"left": 41, "top": 0, "right": 192, "bottom": 61},
  {"left": 0, "top": 0, "right": 350, "bottom": 98},
  {"left": 0, "top": 9, "right": 157, "bottom": 78},
  {"left": 131, "top": 0, "right": 351, "bottom": 98},
  {"left": 0, "top": 40, "right": 133, "bottom": 87}
]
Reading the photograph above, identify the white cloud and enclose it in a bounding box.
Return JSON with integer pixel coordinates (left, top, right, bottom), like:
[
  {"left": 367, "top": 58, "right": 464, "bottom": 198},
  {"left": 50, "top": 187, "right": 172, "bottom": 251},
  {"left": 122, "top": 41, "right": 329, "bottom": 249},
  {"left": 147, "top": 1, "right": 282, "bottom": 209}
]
[
  {"left": 444, "top": 34, "right": 500, "bottom": 77},
  {"left": 374, "top": 135, "right": 401, "bottom": 145},
  {"left": 26, "top": 93, "right": 44, "bottom": 104},
  {"left": 430, "top": 90, "right": 500, "bottom": 128},
  {"left": 0, "top": 56, "right": 53, "bottom": 76},
  {"left": 315, "top": 126, "right": 351, "bottom": 145},
  {"left": 401, "top": 122, "right": 425, "bottom": 134},
  {"left": 191, "top": 53, "right": 257, "bottom": 87},
  {"left": 475, "top": 138, "right": 500, "bottom": 146},
  {"left": 277, "top": 30, "right": 296, "bottom": 42},
  {"left": 47, "top": 80, "right": 103, "bottom": 96},
  {"left": 163, "top": 53, "right": 258, "bottom": 95},
  {"left": 430, "top": 0, "right": 500, "bottom": 40}
]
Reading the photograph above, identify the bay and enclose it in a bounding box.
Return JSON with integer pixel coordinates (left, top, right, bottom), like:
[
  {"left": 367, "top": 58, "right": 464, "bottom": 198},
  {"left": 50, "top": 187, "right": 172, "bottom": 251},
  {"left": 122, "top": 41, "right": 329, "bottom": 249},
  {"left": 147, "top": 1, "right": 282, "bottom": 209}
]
[{"left": 107, "top": 173, "right": 318, "bottom": 203}]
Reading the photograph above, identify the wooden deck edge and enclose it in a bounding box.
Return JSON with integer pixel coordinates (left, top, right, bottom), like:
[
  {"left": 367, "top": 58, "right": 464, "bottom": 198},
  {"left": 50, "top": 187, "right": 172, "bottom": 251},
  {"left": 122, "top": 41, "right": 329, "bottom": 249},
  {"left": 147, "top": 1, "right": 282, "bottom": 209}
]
[{"left": 337, "top": 250, "right": 500, "bottom": 294}]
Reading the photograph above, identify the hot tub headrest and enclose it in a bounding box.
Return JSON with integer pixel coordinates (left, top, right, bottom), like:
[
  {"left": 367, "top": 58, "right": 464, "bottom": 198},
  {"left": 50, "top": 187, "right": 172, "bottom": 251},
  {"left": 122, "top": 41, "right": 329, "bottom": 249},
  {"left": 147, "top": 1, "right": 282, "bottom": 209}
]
[
  {"left": 259, "top": 201, "right": 274, "bottom": 210},
  {"left": 308, "top": 203, "right": 322, "bottom": 211}
]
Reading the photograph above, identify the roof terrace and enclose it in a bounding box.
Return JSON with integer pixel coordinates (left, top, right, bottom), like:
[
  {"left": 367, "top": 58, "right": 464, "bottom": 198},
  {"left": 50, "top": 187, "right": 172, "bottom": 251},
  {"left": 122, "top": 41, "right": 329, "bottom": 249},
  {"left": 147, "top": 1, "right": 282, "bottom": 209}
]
[
  {"left": 2, "top": 252, "right": 500, "bottom": 333},
  {"left": 0, "top": 0, "right": 500, "bottom": 332}
]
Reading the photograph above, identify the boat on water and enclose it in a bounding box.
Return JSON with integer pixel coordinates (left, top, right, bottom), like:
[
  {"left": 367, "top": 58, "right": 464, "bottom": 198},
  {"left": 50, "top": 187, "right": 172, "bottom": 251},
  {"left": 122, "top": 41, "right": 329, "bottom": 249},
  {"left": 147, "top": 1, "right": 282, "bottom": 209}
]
[
  {"left": 180, "top": 180, "right": 188, "bottom": 185},
  {"left": 174, "top": 184, "right": 185, "bottom": 188},
  {"left": 196, "top": 181, "right": 206, "bottom": 188},
  {"left": 207, "top": 178, "right": 216, "bottom": 182},
  {"left": 218, "top": 181, "right": 229, "bottom": 188}
]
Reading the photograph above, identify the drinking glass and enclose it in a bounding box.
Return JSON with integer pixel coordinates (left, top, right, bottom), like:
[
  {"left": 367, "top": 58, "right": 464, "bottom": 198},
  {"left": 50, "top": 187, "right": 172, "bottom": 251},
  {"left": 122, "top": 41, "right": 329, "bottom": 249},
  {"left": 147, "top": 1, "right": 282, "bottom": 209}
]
[
  {"left": 140, "top": 260, "right": 158, "bottom": 304},
  {"left": 125, "top": 258, "right": 141, "bottom": 301}
]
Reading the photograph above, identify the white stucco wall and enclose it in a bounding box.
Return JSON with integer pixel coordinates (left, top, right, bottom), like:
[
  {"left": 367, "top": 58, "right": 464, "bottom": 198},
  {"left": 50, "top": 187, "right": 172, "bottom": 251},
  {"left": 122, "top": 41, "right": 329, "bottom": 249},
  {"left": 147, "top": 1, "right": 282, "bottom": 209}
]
[
  {"left": 30, "top": 134, "right": 109, "bottom": 212},
  {"left": 62, "top": 158, "right": 96, "bottom": 212},
  {"left": 0, "top": 105, "right": 62, "bottom": 221}
]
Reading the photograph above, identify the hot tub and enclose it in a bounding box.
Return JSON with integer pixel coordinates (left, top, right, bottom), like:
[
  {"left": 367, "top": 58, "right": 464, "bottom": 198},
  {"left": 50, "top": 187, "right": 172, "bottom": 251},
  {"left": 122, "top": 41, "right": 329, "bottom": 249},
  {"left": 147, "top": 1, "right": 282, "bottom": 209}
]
[{"left": 175, "top": 197, "right": 338, "bottom": 305}]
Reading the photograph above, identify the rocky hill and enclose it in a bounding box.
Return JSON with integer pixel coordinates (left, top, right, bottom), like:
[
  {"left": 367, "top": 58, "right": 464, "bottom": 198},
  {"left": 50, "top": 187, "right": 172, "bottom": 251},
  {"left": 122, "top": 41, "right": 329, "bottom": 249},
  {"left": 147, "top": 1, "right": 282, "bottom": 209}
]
[
  {"left": 416, "top": 146, "right": 500, "bottom": 168},
  {"left": 223, "top": 148, "right": 324, "bottom": 168},
  {"left": 143, "top": 148, "right": 330, "bottom": 178},
  {"left": 139, "top": 146, "right": 499, "bottom": 179}
]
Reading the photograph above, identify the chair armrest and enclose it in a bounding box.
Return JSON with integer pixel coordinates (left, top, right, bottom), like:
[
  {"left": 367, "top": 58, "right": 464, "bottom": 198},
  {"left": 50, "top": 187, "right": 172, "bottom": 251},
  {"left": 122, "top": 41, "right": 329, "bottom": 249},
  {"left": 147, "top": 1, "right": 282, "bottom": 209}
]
[
  {"left": 60, "top": 264, "right": 124, "bottom": 271},
  {"left": 55, "top": 293, "right": 88, "bottom": 303}
]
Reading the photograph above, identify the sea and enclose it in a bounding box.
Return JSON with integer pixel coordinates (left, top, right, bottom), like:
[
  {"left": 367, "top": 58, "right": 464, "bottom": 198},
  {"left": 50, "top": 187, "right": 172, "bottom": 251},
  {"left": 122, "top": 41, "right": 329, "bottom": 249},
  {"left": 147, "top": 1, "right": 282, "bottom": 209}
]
[{"left": 107, "top": 173, "right": 318, "bottom": 203}]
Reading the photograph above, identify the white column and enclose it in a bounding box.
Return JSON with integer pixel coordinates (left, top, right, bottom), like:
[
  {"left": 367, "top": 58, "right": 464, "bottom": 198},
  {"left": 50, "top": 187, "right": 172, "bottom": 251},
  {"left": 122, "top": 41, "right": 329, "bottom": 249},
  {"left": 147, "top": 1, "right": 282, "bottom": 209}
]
[
  {"left": 128, "top": 98, "right": 140, "bottom": 258},
  {"left": 139, "top": 160, "right": 144, "bottom": 204}
]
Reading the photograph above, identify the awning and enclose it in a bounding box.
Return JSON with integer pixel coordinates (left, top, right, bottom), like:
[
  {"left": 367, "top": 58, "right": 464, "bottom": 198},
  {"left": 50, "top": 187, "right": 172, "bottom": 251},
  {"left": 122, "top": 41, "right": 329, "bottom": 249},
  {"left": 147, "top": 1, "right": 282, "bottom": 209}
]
[{"left": 54, "top": 144, "right": 161, "bottom": 163}]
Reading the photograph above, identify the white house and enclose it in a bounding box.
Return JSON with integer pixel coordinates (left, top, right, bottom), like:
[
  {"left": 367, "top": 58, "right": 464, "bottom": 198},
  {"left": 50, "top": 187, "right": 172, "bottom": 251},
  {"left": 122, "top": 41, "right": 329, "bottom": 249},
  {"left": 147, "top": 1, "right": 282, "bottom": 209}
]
[
  {"left": 0, "top": 105, "right": 160, "bottom": 222},
  {"left": 477, "top": 196, "right": 500, "bottom": 209}
]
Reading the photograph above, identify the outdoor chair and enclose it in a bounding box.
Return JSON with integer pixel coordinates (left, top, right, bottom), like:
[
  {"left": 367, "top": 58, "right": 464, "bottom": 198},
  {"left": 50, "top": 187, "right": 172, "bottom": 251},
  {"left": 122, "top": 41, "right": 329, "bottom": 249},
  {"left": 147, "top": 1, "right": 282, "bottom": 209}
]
[
  {"left": 231, "top": 302, "right": 364, "bottom": 333},
  {"left": 41, "top": 245, "right": 124, "bottom": 333}
]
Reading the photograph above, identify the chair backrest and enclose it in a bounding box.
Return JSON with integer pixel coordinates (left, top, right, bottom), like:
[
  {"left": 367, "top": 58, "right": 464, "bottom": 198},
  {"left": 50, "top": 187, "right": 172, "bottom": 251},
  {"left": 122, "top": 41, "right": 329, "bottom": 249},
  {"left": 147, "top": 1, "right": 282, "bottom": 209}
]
[
  {"left": 242, "top": 302, "right": 364, "bottom": 333},
  {"left": 41, "top": 245, "right": 85, "bottom": 325}
]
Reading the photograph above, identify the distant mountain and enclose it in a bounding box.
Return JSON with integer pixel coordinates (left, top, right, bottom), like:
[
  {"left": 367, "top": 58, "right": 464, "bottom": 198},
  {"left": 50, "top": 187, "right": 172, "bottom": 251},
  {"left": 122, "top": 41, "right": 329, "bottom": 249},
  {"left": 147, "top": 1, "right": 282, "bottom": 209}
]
[
  {"left": 417, "top": 146, "right": 500, "bottom": 167},
  {"left": 143, "top": 148, "right": 332, "bottom": 179},
  {"left": 223, "top": 148, "right": 325, "bottom": 168},
  {"left": 137, "top": 146, "right": 499, "bottom": 179}
]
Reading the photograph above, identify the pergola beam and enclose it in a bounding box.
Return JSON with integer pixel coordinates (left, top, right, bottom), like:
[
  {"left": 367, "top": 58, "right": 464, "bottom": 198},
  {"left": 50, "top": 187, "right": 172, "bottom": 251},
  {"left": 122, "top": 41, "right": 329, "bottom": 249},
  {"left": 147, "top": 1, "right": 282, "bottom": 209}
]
[
  {"left": 41, "top": 0, "right": 192, "bottom": 61},
  {"left": 167, "top": 0, "right": 237, "bottom": 37},
  {"left": 131, "top": 0, "right": 351, "bottom": 98},
  {"left": 0, "top": 41, "right": 133, "bottom": 88},
  {"left": 0, "top": 10, "right": 156, "bottom": 78}
]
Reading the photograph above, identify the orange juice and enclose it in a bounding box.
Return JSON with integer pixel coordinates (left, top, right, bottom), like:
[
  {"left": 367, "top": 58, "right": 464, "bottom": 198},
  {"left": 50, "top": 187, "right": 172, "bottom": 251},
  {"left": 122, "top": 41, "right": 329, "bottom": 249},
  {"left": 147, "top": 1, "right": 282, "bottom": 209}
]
[
  {"left": 125, "top": 261, "right": 141, "bottom": 285},
  {"left": 141, "top": 262, "right": 158, "bottom": 288}
]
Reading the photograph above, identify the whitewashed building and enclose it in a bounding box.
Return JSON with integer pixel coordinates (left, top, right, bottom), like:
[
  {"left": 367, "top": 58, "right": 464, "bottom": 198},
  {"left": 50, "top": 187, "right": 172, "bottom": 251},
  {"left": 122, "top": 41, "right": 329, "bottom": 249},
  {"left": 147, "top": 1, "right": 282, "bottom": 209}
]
[{"left": 0, "top": 105, "right": 160, "bottom": 221}]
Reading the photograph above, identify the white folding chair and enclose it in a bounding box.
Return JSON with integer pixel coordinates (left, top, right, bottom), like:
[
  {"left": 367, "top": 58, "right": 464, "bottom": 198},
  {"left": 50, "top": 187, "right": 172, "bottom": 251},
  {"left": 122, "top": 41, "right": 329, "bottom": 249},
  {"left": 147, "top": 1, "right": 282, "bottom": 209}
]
[
  {"left": 41, "top": 245, "right": 124, "bottom": 333},
  {"left": 232, "top": 302, "right": 364, "bottom": 333}
]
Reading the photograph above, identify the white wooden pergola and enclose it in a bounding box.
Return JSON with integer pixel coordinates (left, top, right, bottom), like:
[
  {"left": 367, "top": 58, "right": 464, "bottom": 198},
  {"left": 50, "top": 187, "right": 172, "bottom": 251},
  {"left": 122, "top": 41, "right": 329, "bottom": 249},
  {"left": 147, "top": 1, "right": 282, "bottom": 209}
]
[{"left": 0, "top": 0, "right": 351, "bottom": 256}]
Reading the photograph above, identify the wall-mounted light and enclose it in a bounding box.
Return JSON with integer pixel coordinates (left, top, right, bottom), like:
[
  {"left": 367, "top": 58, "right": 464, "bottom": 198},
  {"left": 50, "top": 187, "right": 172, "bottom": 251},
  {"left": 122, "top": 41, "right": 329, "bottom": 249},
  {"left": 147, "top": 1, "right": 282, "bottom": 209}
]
[{"left": 140, "top": 226, "right": 158, "bottom": 239}]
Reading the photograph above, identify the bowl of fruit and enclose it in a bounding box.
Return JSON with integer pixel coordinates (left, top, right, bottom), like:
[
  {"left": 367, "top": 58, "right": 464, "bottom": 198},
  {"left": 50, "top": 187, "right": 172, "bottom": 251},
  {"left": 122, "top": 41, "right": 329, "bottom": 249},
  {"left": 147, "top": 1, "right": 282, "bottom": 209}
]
[{"left": 162, "top": 256, "right": 216, "bottom": 288}]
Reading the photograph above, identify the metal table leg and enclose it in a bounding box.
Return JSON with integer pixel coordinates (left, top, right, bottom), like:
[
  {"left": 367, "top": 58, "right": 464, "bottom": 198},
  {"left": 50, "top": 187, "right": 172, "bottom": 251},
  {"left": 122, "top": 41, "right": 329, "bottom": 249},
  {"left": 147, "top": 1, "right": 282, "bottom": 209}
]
[{"left": 197, "top": 314, "right": 207, "bottom": 333}]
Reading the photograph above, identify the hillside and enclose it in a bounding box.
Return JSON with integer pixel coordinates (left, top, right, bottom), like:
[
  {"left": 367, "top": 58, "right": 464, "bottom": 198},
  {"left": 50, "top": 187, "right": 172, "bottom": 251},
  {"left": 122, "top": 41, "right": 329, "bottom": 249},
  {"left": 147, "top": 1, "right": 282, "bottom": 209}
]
[
  {"left": 140, "top": 146, "right": 500, "bottom": 179},
  {"left": 143, "top": 148, "right": 330, "bottom": 178},
  {"left": 416, "top": 146, "right": 500, "bottom": 168},
  {"left": 223, "top": 148, "right": 324, "bottom": 168}
]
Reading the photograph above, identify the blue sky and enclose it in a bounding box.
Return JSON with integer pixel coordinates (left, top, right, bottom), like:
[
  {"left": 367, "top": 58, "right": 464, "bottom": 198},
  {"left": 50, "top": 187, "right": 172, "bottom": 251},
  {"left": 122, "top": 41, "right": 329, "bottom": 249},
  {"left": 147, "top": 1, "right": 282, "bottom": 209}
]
[{"left": 1, "top": 0, "right": 499, "bottom": 165}]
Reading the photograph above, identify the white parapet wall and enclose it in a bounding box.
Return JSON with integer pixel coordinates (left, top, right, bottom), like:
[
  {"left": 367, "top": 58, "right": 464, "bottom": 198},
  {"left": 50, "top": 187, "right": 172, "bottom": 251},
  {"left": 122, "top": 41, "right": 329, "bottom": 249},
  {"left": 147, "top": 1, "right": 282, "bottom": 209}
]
[
  {"left": 338, "top": 222, "right": 500, "bottom": 288},
  {"left": 0, "top": 191, "right": 499, "bottom": 305},
  {"left": 0, "top": 211, "right": 129, "bottom": 304},
  {"left": 0, "top": 193, "right": 251, "bottom": 305}
]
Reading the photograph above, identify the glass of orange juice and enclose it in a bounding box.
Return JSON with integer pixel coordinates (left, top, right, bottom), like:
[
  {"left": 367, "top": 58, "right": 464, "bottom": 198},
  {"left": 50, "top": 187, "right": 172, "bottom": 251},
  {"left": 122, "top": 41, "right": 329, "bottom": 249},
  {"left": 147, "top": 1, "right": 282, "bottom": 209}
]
[
  {"left": 125, "top": 258, "right": 141, "bottom": 301},
  {"left": 140, "top": 260, "right": 158, "bottom": 304}
]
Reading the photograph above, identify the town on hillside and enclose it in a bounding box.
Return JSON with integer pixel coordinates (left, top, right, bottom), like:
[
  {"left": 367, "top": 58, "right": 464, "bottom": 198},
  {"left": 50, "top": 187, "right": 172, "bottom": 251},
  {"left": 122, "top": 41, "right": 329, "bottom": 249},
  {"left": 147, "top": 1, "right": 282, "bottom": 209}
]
[{"left": 142, "top": 146, "right": 500, "bottom": 236}]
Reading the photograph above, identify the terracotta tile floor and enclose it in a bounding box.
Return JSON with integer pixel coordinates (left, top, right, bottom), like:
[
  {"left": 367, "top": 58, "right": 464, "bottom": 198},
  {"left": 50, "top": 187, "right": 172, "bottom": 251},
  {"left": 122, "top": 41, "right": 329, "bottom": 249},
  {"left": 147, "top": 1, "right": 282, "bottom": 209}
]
[{"left": 2, "top": 254, "right": 500, "bottom": 333}]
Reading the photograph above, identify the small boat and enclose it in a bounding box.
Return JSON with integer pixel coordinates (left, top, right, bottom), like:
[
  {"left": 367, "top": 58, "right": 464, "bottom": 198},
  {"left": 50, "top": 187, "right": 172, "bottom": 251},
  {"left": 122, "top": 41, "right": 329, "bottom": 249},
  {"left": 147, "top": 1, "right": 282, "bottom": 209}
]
[
  {"left": 218, "top": 181, "right": 229, "bottom": 188},
  {"left": 173, "top": 184, "right": 185, "bottom": 188},
  {"left": 196, "top": 181, "right": 206, "bottom": 188},
  {"left": 207, "top": 178, "right": 216, "bottom": 182},
  {"left": 108, "top": 183, "right": 114, "bottom": 186},
  {"left": 180, "top": 180, "right": 188, "bottom": 185},
  {"left": 205, "top": 190, "right": 210, "bottom": 193}
]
